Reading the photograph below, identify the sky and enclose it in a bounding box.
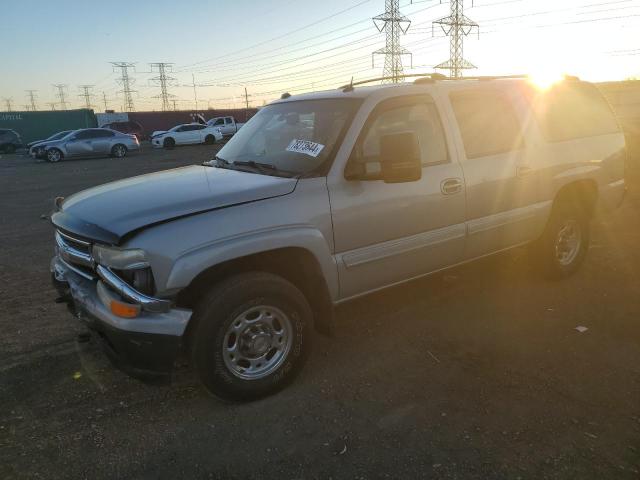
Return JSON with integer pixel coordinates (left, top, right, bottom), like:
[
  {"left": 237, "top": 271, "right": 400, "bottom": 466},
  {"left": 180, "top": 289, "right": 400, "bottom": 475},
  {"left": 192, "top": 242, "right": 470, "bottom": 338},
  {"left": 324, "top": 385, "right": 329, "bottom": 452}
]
[{"left": 1, "top": 0, "right": 639, "bottom": 112}]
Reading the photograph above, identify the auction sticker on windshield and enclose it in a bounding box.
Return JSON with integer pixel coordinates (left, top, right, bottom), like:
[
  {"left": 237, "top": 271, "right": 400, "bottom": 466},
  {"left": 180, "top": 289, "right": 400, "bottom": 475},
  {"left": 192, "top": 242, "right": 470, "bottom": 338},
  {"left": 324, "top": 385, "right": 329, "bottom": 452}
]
[{"left": 286, "top": 139, "right": 325, "bottom": 158}]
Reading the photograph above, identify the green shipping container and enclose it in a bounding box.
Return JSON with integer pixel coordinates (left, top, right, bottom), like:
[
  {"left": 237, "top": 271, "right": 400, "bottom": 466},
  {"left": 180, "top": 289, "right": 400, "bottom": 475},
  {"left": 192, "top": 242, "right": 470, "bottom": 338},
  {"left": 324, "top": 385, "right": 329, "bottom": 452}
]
[{"left": 0, "top": 109, "right": 97, "bottom": 144}]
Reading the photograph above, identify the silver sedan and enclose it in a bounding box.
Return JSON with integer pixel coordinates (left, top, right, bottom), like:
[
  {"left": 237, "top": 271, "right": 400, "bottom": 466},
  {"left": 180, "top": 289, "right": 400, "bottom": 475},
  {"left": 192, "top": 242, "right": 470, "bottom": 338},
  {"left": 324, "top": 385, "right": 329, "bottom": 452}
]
[{"left": 40, "top": 128, "right": 140, "bottom": 163}]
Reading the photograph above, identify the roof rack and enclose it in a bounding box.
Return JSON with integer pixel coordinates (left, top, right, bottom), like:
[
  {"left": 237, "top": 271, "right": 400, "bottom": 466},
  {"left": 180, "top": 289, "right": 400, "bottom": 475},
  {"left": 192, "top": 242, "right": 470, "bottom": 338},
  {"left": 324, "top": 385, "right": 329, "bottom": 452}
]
[{"left": 338, "top": 73, "right": 447, "bottom": 91}]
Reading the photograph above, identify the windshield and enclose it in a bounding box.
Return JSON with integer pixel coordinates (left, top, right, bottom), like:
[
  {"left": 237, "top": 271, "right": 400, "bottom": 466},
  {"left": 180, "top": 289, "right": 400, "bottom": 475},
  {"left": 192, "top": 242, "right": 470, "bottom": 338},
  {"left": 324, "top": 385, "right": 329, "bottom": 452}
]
[
  {"left": 216, "top": 98, "right": 361, "bottom": 175},
  {"left": 48, "top": 130, "right": 70, "bottom": 140}
]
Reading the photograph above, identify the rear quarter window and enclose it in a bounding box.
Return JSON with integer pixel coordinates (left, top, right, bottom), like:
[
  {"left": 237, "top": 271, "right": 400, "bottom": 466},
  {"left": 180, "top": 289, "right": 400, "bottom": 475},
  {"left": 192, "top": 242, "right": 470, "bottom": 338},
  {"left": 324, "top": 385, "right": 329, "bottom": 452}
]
[
  {"left": 531, "top": 82, "right": 620, "bottom": 142},
  {"left": 450, "top": 90, "right": 524, "bottom": 159}
]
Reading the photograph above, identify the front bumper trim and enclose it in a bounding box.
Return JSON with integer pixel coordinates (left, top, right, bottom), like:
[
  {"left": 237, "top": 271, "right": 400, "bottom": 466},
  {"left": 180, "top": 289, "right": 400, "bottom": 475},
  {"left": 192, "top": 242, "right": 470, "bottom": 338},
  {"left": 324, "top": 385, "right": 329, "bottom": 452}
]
[{"left": 96, "top": 265, "right": 171, "bottom": 314}]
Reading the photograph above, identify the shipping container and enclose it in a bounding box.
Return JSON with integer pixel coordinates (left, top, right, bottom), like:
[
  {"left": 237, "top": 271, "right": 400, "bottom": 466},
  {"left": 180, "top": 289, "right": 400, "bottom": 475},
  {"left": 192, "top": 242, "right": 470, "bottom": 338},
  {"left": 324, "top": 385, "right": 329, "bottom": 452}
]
[{"left": 0, "top": 109, "right": 97, "bottom": 144}]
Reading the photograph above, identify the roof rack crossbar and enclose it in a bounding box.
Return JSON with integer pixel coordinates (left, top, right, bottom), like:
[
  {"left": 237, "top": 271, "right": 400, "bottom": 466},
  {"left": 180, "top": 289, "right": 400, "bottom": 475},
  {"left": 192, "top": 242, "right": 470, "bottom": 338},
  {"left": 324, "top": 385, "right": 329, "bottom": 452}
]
[{"left": 339, "top": 73, "right": 446, "bottom": 90}]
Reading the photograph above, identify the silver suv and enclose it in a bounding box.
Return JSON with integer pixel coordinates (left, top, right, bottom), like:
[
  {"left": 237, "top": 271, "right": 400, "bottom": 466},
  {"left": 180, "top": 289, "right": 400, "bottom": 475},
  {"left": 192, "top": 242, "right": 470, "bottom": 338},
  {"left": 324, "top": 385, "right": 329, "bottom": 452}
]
[{"left": 50, "top": 76, "right": 626, "bottom": 400}]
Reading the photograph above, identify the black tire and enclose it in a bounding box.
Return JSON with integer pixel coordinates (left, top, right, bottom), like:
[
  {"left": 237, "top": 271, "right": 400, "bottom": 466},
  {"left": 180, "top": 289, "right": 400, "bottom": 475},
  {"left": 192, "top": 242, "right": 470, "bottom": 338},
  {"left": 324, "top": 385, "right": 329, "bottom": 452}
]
[
  {"left": 533, "top": 203, "right": 590, "bottom": 278},
  {"left": 204, "top": 135, "right": 216, "bottom": 145},
  {"left": 163, "top": 137, "right": 175, "bottom": 149},
  {"left": 111, "top": 144, "right": 127, "bottom": 158},
  {"left": 190, "top": 272, "right": 312, "bottom": 402},
  {"left": 46, "top": 148, "right": 63, "bottom": 163}
]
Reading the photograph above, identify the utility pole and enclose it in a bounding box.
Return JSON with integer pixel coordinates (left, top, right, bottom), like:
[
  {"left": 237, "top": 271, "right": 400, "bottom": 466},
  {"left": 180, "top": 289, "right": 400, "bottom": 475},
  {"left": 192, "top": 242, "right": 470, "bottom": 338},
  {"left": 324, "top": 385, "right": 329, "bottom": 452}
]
[
  {"left": 25, "top": 90, "right": 38, "bottom": 111},
  {"left": 192, "top": 73, "right": 198, "bottom": 111},
  {"left": 149, "top": 62, "right": 176, "bottom": 111},
  {"left": 243, "top": 87, "right": 251, "bottom": 121},
  {"left": 52, "top": 84, "right": 68, "bottom": 110},
  {"left": 2, "top": 98, "right": 14, "bottom": 112},
  {"left": 102, "top": 91, "right": 109, "bottom": 111},
  {"left": 433, "top": 0, "right": 479, "bottom": 78},
  {"left": 78, "top": 85, "right": 95, "bottom": 109},
  {"left": 111, "top": 62, "right": 136, "bottom": 112},
  {"left": 372, "top": 0, "right": 412, "bottom": 83}
]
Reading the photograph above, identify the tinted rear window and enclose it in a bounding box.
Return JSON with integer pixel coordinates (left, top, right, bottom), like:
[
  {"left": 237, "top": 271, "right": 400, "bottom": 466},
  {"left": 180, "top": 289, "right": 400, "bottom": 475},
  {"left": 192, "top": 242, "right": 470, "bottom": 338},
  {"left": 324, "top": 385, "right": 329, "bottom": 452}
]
[
  {"left": 531, "top": 82, "right": 620, "bottom": 142},
  {"left": 450, "top": 90, "right": 523, "bottom": 159}
]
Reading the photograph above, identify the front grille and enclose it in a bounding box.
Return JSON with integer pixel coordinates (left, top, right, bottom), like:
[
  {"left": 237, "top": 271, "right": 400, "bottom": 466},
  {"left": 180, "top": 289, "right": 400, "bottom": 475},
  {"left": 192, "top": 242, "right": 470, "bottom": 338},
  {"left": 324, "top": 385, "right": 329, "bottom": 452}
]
[{"left": 55, "top": 230, "right": 95, "bottom": 276}]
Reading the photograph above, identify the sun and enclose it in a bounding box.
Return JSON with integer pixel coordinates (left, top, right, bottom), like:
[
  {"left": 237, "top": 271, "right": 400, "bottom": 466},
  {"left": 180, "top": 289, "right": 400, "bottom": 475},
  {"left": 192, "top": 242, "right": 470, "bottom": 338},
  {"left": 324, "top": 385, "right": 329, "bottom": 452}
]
[{"left": 528, "top": 68, "right": 565, "bottom": 91}]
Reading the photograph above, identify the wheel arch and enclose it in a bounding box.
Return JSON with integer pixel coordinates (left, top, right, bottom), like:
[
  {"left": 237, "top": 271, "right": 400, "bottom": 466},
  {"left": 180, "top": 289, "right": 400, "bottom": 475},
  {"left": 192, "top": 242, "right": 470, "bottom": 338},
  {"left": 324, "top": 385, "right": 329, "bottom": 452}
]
[
  {"left": 177, "top": 246, "right": 335, "bottom": 338},
  {"left": 552, "top": 179, "right": 599, "bottom": 218}
]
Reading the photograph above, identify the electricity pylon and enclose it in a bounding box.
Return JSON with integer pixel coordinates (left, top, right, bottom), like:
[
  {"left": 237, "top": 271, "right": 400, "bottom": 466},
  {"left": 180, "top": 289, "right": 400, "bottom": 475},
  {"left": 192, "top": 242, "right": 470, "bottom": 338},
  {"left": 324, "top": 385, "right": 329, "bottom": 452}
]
[
  {"left": 372, "top": 0, "right": 412, "bottom": 83},
  {"left": 149, "top": 63, "right": 176, "bottom": 111},
  {"left": 78, "top": 85, "right": 95, "bottom": 109},
  {"left": 53, "top": 84, "right": 68, "bottom": 110},
  {"left": 2, "top": 98, "right": 13, "bottom": 112},
  {"left": 25, "top": 90, "right": 38, "bottom": 111},
  {"left": 433, "top": 0, "right": 479, "bottom": 78},
  {"left": 111, "top": 62, "right": 136, "bottom": 112}
]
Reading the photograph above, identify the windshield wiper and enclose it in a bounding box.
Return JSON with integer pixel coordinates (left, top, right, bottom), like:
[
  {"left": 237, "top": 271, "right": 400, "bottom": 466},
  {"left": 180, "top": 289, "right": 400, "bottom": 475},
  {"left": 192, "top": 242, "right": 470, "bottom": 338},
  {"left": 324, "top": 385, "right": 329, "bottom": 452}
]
[
  {"left": 233, "top": 160, "right": 277, "bottom": 173},
  {"left": 202, "top": 156, "right": 228, "bottom": 167}
]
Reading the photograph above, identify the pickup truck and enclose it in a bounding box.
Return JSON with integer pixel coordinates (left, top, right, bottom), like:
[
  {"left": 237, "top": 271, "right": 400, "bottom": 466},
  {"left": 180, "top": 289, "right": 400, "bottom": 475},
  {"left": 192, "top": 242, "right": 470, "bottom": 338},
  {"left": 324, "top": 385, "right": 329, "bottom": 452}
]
[
  {"left": 206, "top": 116, "right": 244, "bottom": 136},
  {"left": 50, "top": 76, "right": 626, "bottom": 401}
]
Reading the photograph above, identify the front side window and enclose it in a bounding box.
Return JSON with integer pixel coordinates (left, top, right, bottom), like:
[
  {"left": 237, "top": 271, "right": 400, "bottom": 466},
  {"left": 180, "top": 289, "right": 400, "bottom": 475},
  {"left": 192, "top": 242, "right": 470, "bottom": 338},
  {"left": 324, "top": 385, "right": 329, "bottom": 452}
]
[
  {"left": 225, "top": 117, "right": 232, "bottom": 125},
  {"left": 450, "top": 90, "right": 524, "bottom": 159},
  {"left": 74, "top": 130, "right": 94, "bottom": 140},
  {"left": 213, "top": 118, "right": 224, "bottom": 126},
  {"left": 192, "top": 124, "right": 206, "bottom": 130},
  {"left": 216, "top": 98, "right": 361, "bottom": 175},
  {"left": 357, "top": 100, "right": 448, "bottom": 167}
]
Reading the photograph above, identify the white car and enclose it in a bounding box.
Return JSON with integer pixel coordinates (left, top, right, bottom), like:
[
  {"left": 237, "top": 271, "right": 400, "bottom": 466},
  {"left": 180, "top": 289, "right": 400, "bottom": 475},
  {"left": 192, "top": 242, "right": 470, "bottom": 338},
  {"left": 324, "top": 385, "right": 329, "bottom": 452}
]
[{"left": 151, "top": 123, "right": 223, "bottom": 149}]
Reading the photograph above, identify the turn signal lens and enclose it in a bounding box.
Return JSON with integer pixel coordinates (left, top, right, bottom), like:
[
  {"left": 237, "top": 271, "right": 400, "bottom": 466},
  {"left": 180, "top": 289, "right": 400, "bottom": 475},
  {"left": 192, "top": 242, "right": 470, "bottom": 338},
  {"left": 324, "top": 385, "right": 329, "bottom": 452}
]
[{"left": 110, "top": 300, "right": 140, "bottom": 318}]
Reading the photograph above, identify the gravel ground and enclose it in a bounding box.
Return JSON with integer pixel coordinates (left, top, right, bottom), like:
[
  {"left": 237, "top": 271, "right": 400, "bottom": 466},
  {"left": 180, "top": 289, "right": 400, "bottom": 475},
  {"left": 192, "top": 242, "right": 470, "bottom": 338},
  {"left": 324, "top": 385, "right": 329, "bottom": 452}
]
[{"left": 1, "top": 143, "right": 639, "bottom": 479}]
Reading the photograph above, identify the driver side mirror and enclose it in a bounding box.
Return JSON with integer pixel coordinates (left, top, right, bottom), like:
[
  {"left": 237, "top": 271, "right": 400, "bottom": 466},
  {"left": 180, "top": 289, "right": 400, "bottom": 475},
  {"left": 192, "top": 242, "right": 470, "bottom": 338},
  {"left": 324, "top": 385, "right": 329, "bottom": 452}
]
[{"left": 379, "top": 132, "right": 422, "bottom": 183}]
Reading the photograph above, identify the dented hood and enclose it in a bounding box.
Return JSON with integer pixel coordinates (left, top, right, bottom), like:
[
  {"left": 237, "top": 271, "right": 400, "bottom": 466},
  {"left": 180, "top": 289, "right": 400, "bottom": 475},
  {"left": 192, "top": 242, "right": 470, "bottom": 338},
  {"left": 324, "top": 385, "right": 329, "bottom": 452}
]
[{"left": 51, "top": 165, "right": 297, "bottom": 244}]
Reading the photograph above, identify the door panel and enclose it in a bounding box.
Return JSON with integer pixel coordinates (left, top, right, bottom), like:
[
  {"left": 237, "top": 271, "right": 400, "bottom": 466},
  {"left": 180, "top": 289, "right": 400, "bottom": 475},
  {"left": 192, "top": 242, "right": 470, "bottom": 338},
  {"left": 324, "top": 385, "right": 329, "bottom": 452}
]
[
  {"left": 328, "top": 96, "right": 466, "bottom": 299},
  {"left": 64, "top": 137, "right": 92, "bottom": 157},
  {"left": 446, "top": 87, "right": 541, "bottom": 258}
]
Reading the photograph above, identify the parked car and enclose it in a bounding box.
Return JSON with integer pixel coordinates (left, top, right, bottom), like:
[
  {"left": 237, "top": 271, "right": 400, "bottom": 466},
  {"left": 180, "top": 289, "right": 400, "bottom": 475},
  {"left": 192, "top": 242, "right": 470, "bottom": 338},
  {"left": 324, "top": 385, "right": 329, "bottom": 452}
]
[
  {"left": 50, "top": 76, "right": 626, "bottom": 401},
  {"left": 150, "top": 123, "right": 223, "bottom": 149},
  {"left": 0, "top": 128, "right": 22, "bottom": 153},
  {"left": 102, "top": 121, "right": 144, "bottom": 140},
  {"left": 28, "top": 130, "right": 74, "bottom": 159},
  {"left": 40, "top": 128, "right": 140, "bottom": 162},
  {"left": 206, "top": 116, "right": 245, "bottom": 136}
]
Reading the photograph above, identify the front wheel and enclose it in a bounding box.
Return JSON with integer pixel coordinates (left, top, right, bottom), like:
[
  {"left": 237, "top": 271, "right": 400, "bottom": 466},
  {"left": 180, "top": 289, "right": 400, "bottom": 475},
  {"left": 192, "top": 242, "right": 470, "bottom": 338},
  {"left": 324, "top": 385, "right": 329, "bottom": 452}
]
[
  {"left": 46, "top": 148, "right": 63, "bottom": 163},
  {"left": 190, "top": 272, "right": 312, "bottom": 401},
  {"left": 111, "top": 144, "right": 127, "bottom": 158},
  {"left": 163, "top": 137, "right": 175, "bottom": 149},
  {"left": 204, "top": 135, "right": 216, "bottom": 145},
  {"left": 533, "top": 203, "right": 590, "bottom": 278}
]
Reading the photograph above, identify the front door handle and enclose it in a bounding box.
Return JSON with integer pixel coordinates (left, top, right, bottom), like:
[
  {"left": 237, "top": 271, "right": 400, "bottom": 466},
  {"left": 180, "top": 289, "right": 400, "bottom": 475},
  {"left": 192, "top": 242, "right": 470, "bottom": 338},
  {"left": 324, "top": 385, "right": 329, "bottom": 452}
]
[{"left": 441, "top": 178, "right": 463, "bottom": 195}]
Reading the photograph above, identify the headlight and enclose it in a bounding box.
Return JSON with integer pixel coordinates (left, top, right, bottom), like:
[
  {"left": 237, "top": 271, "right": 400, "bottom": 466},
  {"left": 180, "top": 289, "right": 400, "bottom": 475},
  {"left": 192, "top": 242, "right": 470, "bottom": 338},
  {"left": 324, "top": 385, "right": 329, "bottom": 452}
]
[{"left": 92, "top": 245, "right": 149, "bottom": 270}]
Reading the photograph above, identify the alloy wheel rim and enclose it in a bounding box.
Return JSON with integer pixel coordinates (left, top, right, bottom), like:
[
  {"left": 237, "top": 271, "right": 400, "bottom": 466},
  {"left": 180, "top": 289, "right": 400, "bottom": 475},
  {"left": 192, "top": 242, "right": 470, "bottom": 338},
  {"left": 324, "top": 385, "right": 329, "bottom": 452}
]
[
  {"left": 49, "top": 150, "right": 60, "bottom": 162},
  {"left": 222, "top": 305, "right": 293, "bottom": 380},
  {"left": 115, "top": 146, "right": 125, "bottom": 157},
  {"left": 555, "top": 219, "right": 582, "bottom": 266}
]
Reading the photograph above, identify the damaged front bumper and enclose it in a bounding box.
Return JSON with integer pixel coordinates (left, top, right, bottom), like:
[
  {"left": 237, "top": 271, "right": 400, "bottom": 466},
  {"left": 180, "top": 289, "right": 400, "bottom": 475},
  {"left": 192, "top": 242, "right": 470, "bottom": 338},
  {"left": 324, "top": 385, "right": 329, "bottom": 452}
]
[{"left": 51, "top": 255, "right": 192, "bottom": 376}]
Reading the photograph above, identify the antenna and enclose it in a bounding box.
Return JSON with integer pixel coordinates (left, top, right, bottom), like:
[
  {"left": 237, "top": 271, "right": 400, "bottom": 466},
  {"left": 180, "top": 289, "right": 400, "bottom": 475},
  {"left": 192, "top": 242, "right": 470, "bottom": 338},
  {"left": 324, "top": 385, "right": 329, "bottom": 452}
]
[{"left": 372, "top": 0, "right": 412, "bottom": 83}]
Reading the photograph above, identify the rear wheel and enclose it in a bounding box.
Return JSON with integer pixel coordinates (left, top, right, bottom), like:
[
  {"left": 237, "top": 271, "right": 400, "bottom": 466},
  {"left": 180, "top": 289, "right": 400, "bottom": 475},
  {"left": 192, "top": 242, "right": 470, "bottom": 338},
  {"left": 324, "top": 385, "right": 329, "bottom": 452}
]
[
  {"left": 533, "top": 203, "right": 590, "bottom": 278},
  {"left": 46, "top": 148, "right": 63, "bottom": 163},
  {"left": 190, "top": 272, "right": 312, "bottom": 401},
  {"left": 204, "top": 134, "right": 216, "bottom": 145},
  {"left": 163, "top": 137, "right": 175, "bottom": 149},
  {"left": 111, "top": 144, "right": 127, "bottom": 158}
]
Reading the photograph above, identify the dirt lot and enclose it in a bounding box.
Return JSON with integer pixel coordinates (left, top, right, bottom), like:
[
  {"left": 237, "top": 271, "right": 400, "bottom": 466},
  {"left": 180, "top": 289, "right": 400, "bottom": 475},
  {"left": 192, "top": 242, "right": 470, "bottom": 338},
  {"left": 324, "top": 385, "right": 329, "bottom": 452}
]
[{"left": 1, "top": 144, "right": 640, "bottom": 479}]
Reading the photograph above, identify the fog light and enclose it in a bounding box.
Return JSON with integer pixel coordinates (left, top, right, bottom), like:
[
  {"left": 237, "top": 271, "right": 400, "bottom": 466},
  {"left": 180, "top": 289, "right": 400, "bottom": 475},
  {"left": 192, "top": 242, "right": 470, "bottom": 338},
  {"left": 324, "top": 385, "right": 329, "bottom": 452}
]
[{"left": 110, "top": 300, "right": 141, "bottom": 318}]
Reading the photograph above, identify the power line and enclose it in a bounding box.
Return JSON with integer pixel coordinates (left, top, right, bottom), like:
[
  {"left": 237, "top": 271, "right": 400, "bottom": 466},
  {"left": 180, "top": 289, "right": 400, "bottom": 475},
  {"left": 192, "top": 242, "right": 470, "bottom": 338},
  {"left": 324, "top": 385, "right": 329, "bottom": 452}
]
[
  {"left": 373, "top": 0, "right": 413, "bottom": 83},
  {"left": 111, "top": 62, "right": 136, "bottom": 112},
  {"left": 433, "top": 0, "right": 479, "bottom": 78},
  {"left": 78, "top": 85, "right": 95, "bottom": 109},
  {"left": 25, "top": 90, "right": 37, "bottom": 111},
  {"left": 52, "top": 84, "right": 68, "bottom": 110}
]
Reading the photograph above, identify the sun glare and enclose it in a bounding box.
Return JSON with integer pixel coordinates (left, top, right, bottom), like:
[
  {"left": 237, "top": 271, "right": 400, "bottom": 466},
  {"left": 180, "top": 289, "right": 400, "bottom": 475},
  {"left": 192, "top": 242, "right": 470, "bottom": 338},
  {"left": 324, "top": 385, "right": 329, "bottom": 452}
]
[{"left": 528, "top": 69, "right": 565, "bottom": 91}]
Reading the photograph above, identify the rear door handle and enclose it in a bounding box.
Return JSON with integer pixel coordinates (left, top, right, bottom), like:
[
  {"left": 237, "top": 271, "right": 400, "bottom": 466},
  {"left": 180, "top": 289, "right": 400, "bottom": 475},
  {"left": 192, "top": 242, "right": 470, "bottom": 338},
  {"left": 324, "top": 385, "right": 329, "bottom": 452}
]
[{"left": 441, "top": 178, "right": 463, "bottom": 195}]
